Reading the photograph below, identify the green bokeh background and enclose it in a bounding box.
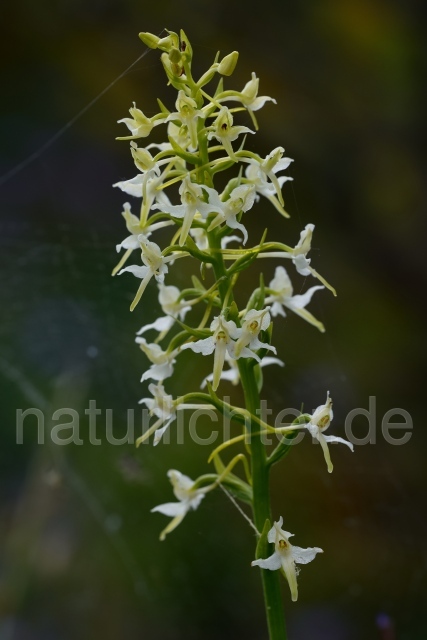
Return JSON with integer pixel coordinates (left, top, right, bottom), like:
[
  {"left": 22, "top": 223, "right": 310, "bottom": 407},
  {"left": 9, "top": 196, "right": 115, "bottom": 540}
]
[{"left": 0, "top": 1, "right": 425, "bottom": 638}]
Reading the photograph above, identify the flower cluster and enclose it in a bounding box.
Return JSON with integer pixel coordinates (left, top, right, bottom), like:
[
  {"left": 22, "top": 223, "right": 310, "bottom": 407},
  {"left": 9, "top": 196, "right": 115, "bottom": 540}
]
[{"left": 112, "top": 29, "right": 352, "bottom": 609}]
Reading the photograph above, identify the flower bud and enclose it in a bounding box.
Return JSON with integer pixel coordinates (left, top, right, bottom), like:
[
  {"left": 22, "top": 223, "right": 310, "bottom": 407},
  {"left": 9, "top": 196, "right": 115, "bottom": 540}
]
[
  {"left": 169, "top": 47, "right": 182, "bottom": 65},
  {"left": 179, "top": 29, "right": 193, "bottom": 62},
  {"left": 263, "top": 146, "right": 284, "bottom": 172},
  {"left": 130, "top": 142, "right": 156, "bottom": 172},
  {"left": 161, "top": 53, "right": 184, "bottom": 89},
  {"left": 139, "top": 30, "right": 179, "bottom": 53},
  {"left": 139, "top": 32, "right": 161, "bottom": 49},
  {"left": 217, "top": 51, "right": 239, "bottom": 76}
]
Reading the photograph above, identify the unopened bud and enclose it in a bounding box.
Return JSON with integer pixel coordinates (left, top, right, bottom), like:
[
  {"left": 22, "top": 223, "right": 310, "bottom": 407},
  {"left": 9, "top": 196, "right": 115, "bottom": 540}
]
[
  {"left": 130, "top": 142, "right": 155, "bottom": 172},
  {"left": 169, "top": 47, "right": 182, "bottom": 65},
  {"left": 217, "top": 51, "right": 239, "bottom": 76},
  {"left": 139, "top": 32, "right": 161, "bottom": 49},
  {"left": 263, "top": 147, "right": 284, "bottom": 172},
  {"left": 179, "top": 29, "right": 193, "bottom": 61}
]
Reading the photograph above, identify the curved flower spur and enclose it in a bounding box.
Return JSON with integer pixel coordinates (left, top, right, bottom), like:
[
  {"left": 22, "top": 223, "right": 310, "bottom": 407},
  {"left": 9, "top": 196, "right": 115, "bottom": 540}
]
[{"left": 111, "top": 28, "right": 351, "bottom": 639}]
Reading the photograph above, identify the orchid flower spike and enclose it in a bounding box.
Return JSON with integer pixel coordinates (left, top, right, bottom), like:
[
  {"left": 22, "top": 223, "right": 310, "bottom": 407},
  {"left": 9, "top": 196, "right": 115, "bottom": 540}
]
[
  {"left": 306, "top": 392, "right": 354, "bottom": 473},
  {"left": 265, "top": 266, "right": 325, "bottom": 332},
  {"left": 252, "top": 517, "right": 323, "bottom": 601},
  {"left": 151, "top": 470, "right": 207, "bottom": 540}
]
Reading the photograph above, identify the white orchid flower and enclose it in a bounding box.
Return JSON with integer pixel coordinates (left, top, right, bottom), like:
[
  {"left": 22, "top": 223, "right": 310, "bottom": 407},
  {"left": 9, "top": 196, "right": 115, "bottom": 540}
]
[
  {"left": 151, "top": 470, "right": 207, "bottom": 540},
  {"left": 201, "top": 351, "right": 284, "bottom": 388},
  {"left": 139, "top": 382, "right": 177, "bottom": 445},
  {"left": 167, "top": 121, "right": 192, "bottom": 151},
  {"left": 117, "top": 102, "right": 164, "bottom": 140},
  {"left": 307, "top": 392, "right": 354, "bottom": 473},
  {"left": 289, "top": 224, "right": 336, "bottom": 295},
  {"left": 252, "top": 517, "right": 323, "bottom": 602},
  {"left": 136, "top": 337, "right": 177, "bottom": 382},
  {"left": 138, "top": 383, "right": 214, "bottom": 446},
  {"left": 217, "top": 72, "right": 276, "bottom": 129},
  {"left": 207, "top": 184, "right": 256, "bottom": 244},
  {"left": 153, "top": 176, "right": 221, "bottom": 245},
  {"left": 130, "top": 141, "right": 160, "bottom": 174},
  {"left": 115, "top": 202, "right": 142, "bottom": 253},
  {"left": 113, "top": 168, "right": 171, "bottom": 226},
  {"left": 182, "top": 311, "right": 273, "bottom": 390},
  {"left": 166, "top": 90, "right": 205, "bottom": 150},
  {"left": 257, "top": 224, "right": 336, "bottom": 295},
  {"left": 208, "top": 107, "right": 254, "bottom": 160},
  {"left": 181, "top": 314, "right": 239, "bottom": 391},
  {"left": 233, "top": 308, "right": 276, "bottom": 358},
  {"left": 291, "top": 223, "right": 315, "bottom": 275},
  {"left": 265, "top": 266, "right": 325, "bottom": 332},
  {"left": 244, "top": 147, "right": 293, "bottom": 216},
  {"left": 118, "top": 236, "right": 181, "bottom": 311},
  {"left": 112, "top": 203, "right": 174, "bottom": 276},
  {"left": 136, "top": 284, "right": 191, "bottom": 337}
]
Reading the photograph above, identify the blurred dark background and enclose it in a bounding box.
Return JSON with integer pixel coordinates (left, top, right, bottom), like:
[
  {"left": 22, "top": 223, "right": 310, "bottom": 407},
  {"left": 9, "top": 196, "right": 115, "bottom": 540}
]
[{"left": 0, "top": 1, "right": 425, "bottom": 638}]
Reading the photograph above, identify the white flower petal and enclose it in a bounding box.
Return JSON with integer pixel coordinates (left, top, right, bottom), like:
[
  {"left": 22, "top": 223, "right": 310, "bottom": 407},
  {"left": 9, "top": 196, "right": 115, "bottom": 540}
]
[
  {"left": 118, "top": 264, "right": 150, "bottom": 279},
  {"left": 292, "top": 546, "right": 323, "bottom": 565},
  {"left": 136, "top": 316, "right": 174, "bottom": 336},
  {"left": 181, "top": 337, "right": 216, "bottom": 356},
  {"left": 151, "top": 502, "right": 187, "bottom": 517},
  {"left": 289, "top": 286, "right": 324, "bottom": 309},
  {"left": 251, "top": 552, "right": 282, "bottom": 571},
  {"left": 323, "top": 434, "right": 354, "bottom": 452}
]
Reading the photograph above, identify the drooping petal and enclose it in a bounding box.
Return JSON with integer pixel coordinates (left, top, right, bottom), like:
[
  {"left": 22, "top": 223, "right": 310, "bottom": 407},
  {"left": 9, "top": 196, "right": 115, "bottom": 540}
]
[
  {"left": 212, "top": 338, "right": 227, "bottom": 391},
  {"left": 313, "top": 428, "right": 334, "bottom": 473},
  {"left": 158, "top": 511, "right": 187, "bottom": 541},
  {"left": 323, "top": 434, "right": 354, "bottom": 452},
  {"left": 280, "top": 554, "right": 299, "bottom": 602},
  {"left": 285, "top": 304, "right": 325, "bottom": 333}
]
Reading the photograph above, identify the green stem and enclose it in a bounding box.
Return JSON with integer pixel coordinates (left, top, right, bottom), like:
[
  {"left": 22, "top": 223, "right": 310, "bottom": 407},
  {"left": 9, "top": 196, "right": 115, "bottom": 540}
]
[{"left": 207, "top": 230, "right": 287, "bottom": 640}]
